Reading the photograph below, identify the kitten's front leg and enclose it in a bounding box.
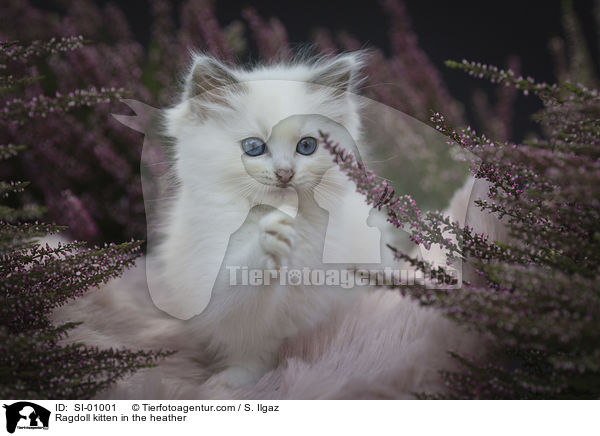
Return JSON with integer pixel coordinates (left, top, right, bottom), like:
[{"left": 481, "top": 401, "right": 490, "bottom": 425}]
[
  {"left": 258, "top": 210, "right": 296, "bottom": 269},
  {"left": 209, "top": 211, "right": 297, "bottom": 388},
  {"left": 221, "top": 208, "right": 296, "bottom": 277}
]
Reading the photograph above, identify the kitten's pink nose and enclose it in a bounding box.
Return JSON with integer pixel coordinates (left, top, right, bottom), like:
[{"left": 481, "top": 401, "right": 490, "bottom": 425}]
[{"left": 275, "top": 168, "right": 294, "bottom": 184}]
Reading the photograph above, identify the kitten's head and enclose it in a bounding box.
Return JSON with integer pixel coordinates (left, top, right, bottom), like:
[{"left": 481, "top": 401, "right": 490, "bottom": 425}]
[{"left": 164, "top": 52, "right": 365, "bottom": 204}]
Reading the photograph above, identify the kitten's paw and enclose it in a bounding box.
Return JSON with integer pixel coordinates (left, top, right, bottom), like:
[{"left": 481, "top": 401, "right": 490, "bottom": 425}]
[
  {"left": 208, "top": 365, "right": 264, "bottom": 389},
  {"left": 259, "top": 211, "right": 295, "bottom": 267}
]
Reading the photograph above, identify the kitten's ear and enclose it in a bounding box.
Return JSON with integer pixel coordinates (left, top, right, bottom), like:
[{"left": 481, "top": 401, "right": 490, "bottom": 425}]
[
  {"left": 184, "top": 54, "right": 239, "bottom": 102},
  {"left": 310, "top": 52, "right": 365, "bottom": 95}
]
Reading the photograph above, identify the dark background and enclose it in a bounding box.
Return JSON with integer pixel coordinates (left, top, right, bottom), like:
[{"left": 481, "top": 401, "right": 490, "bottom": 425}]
[
  {"left": 117, "top": 0, "right": 600, "bottom": 138},
  {"left": 35, "top": 0, "right": 600, "bottom": 138}
]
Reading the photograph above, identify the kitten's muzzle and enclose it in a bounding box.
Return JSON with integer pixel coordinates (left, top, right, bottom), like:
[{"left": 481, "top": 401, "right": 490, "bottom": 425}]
[{"left": 275, "top": 168, "right": 294, "bottom": 185}]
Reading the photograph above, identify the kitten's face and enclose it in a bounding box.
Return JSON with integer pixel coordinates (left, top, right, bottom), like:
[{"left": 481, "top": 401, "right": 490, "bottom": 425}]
[
  {"left": 167, "top": 55, "right": 363, "bottom": 204},
  {"left": 235, "top": 92, "right": 351, "bottom": 194}
]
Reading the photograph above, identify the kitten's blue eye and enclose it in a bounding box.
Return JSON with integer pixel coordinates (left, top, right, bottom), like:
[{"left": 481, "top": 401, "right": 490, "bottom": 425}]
[
  {"left": 296, "top": 137, "right": 317, "bottom": 155},
  {"left": 241, "top": 137, "right": 266, "bottom": 156}
]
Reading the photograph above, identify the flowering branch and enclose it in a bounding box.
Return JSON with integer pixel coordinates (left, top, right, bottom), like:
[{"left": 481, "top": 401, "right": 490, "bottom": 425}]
[
  {"left": 2, "top": 87, "right": 128, "bottom": 123},
  {"left": 0, "top": 36, "right": 86, "bottom": 63}
]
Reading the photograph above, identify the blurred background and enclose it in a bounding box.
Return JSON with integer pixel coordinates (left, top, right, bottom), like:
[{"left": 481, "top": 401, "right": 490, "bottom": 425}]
[
  {"left": 1, "top": 0, "right": 598, "bottom": 244},
  {"left": 28, "top": 0, "right": 599, "bottom": 140}
]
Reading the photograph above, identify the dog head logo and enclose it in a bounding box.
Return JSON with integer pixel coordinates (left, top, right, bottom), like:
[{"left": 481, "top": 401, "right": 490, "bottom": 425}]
[{"left": 3, "top": 402, "right": 50, "bottom": 433}]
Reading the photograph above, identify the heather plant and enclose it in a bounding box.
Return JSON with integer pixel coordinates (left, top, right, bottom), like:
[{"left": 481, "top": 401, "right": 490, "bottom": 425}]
[
  {"left": 0, "top": 37, "right": 170, "bottom": 399},
  {"left": 323, "top": 6, "right": 600, "bottom": 397}
]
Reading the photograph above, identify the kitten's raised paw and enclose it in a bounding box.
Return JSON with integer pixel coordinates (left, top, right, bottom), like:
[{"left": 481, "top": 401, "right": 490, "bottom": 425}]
[{"left": 259, "top": 211, "right": 295, "bottom": 267}]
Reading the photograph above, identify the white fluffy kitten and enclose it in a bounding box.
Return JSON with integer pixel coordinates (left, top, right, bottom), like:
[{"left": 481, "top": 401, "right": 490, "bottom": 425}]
[{"left": 152, "top": 52, "right": 381, "bottom": 387}]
